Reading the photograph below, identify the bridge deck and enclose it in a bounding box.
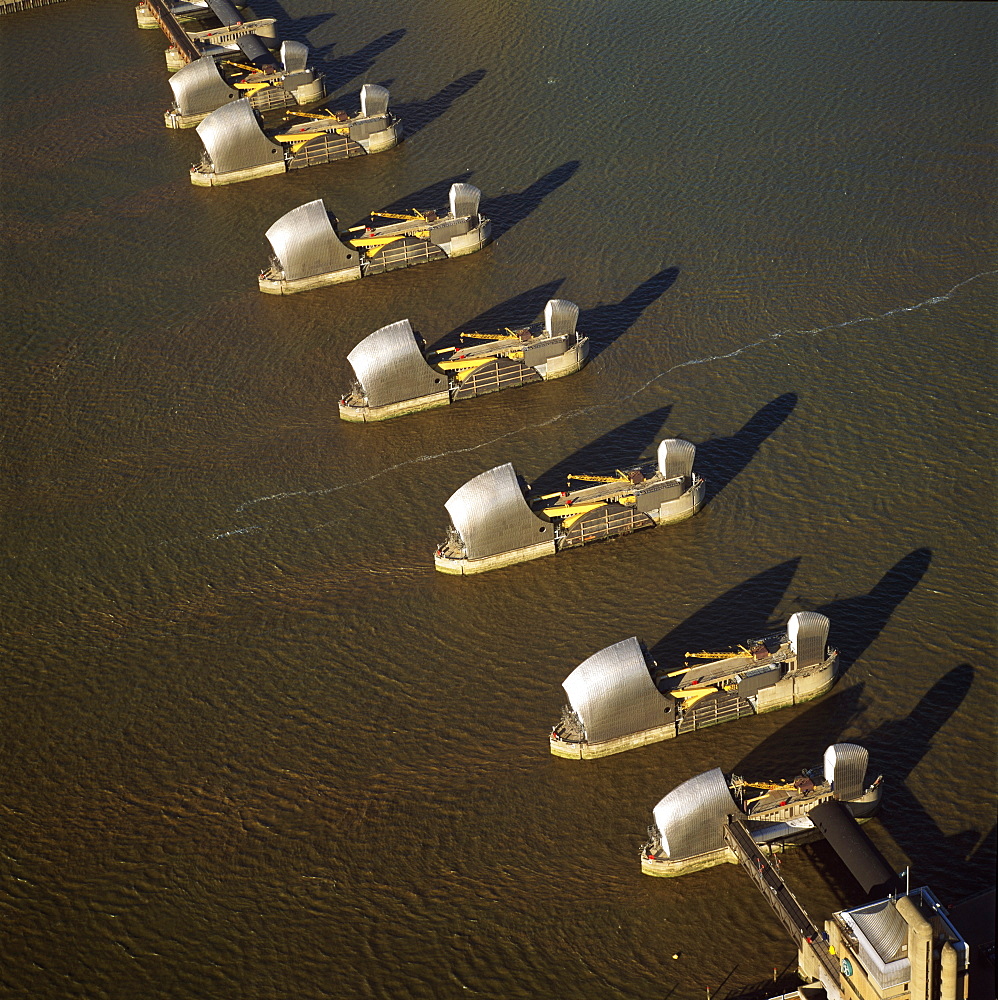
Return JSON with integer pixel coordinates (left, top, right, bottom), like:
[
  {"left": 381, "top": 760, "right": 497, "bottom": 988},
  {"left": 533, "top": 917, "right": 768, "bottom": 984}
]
[
  {"left": 722, "top": 818, "right": 840, "bottom": 981},
  {"left": 142, "top": 0, "right": 201, "bottom": 63}
]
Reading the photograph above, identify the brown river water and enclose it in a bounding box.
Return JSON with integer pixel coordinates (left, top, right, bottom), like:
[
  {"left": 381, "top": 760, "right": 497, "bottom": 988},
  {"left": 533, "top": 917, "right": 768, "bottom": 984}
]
[{"left": 1, "top": 1, "right": 995, "bottom": 997}]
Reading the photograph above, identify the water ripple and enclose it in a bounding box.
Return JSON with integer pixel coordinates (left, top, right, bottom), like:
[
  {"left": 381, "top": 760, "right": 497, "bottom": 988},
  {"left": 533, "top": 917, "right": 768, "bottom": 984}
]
[{"left": 218, "top": 269, "right": 997, "bottom": 538}]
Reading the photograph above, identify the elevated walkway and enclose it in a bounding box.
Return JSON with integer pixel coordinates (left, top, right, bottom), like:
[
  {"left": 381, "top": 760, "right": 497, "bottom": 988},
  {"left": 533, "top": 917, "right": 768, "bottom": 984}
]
[
  {"left": 139, "top": 0, "right": 201, "bottom": 63},
  {"left": 722, "top": 818, "right": 839, "bottom": 981}
]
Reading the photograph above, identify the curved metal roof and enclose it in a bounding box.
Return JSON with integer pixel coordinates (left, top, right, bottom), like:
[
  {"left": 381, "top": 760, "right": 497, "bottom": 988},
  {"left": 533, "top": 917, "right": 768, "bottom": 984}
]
[
  {"left": 544, "top": 299, "right": 579, "bottom": 339},
  {"left": 207, "top": 0, "right": 240, "bottom": 24},
  {"left": 823, "top": 743, "right": 869, "bottom": 801},
  {"left": 196, "top": 98, "right": 282, "bottom": 175},
  {"left": 444, "top": 463, "right": 551, "bottom": 560},
  {"left": 449, "top": 183, "right": 481, "bottom": 220},
  {"left": 170, "top": 55, "right": 237, "bottom": 117},
  {"left": 652, "top": 768, "right": 737, "bottom": 861},
  {"left": 851, "top": 899, "right": 908, "bottom": 962},
  {"left": 264, "top": 200, "right": 357, "bottom": 281},
  {"left": 346, "top": 320, "right": 441, "bottom": 407},
  {"left": 657, "top": 438, "right": 696, "bottom": 480},
  {"left": 360, "top": 83, "right": 390, "bottom": 118},
  {"left": 281, "top": 39, "right": 309, "bottom": 73},
  {"left": 236, "top": 31, "right": 274, "bottom": 67},
  {"left": 562, "top": 637, "right": 667, "bottom": 744},
  {"left": 788, "top": 611, "right": 830, "bottom": 668}
]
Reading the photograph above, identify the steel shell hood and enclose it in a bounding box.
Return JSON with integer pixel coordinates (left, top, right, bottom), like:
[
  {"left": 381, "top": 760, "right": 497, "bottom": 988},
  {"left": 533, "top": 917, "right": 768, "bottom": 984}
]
[
  {"left": 449, "top": 183, "right": 481, "bottom": 220},
  {"left": 850, "top": 899, "right": 908, "bottom": 963},
  {"left": 544, "top": 299, "right": 579, "bottom": 339},
  {"left": 562, "top": 637, "right": 666, "bottom": 744},
  {"left": 281, "top": 39, "right": 309, "bottom": 73},
  {"left": 360, "top": 83, "right": 390, "bottom": 118},
  {"left": 823, "top": 743, "right": 869, "bottom": 800},
  {"left": 347, "top": 320, "right": 441, "bottom": 407},
  {"left": 788, "top": 611, "right": 829, "bottom": 668},
  {"left": 657, "top": 438, "right": 696, "bottom": 481},
  {"left": 196, "top": 99, "right": 281, "bottom": 175},
  {"left": 652, "top": 768, "right": 738, "bottom": 861},
  {"left": 264, "top": 199, "right": 356, "bottom": 281},
  {"left": 444, "top": 463, "right": 551, "bottom": 560},
  {"left": 170, "top": 55, "right": 237, "bottom": 116}
]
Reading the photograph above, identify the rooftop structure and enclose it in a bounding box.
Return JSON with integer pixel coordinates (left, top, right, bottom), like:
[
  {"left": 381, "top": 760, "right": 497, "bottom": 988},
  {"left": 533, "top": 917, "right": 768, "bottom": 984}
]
[
  {"left": 434, "top": 438, "right": 704, "bottom": 574},
  {"left": 191, "top": 84, "right": 399, "bottom": 185},
  {"left": 258, "top": 184, "right": 491, "bottom": 294},
  {"left": 551, "top": 612, "right": 837, "bottom": 759},
  {"left": 166, "top": 42, "right": 324, "bottom": 128},
  {"left": 640, "top": 743, "right": 883, "bottom": 877},
  {"left": 339, "top": 301, "right": 588, "bottom": 422}
]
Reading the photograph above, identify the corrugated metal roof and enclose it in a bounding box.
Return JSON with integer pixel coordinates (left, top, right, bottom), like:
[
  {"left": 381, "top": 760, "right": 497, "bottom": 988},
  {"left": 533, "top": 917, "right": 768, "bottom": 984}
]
[
  {"left": 360, "top": 83, "right": 390, "bottom": 118},
  {"left": 544, "top": 299, "right": 579, "bottom": 340},
  {"left": 281, "top": 40, "right": 309, "bottom": 73},
  {"left": 657, "top": 438, "right": 696, "bottom": 480},
  {"left": 788, "top": 611, "right": 829, "bottom": 669},
  {"left": 562, "top": 637, "right": 668, "bottom": 744},
  {"left": 851, "top": 898, "right": 908, "bottom": 962},
  {"left": 444, "top": 463, "right": 552, "bottom": 560},
  {"left": 449, "top": 183, "right": 481, "bottom": 220},
  {"left": 823, "top": 743, "right": 868, "bottom": 801},
  {"left": 264, "top": 200, "right": 357, "bottom": 281},
  {"left": 196, "top": 98, "right": 281, "bottom": 175},
  {"left": 652, "top": 768, "right": 737, "bottom": 860},
  {"left": 346, "top": 320, "right": 441, "bottom": 407},
  {"left": 170, "top": 55, "right": 236, "bottom": 116}
]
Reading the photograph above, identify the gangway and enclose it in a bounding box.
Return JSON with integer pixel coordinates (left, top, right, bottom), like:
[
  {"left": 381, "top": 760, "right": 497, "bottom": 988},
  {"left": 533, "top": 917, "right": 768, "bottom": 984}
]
[{"left": 722, "top": 817, "right": 840, "bottom": 983}]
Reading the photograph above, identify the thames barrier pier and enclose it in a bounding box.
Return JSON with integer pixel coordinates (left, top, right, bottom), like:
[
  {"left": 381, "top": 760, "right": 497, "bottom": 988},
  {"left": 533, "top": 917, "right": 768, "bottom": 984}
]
[
  {"left": 550, "top": 612, "right": 837, "bottom": 759},
  {"left": 258, "top": 184, "right": 490, "bottom": 294},
  {"left": 434, "top": 438, "right": 704, "bottom": 574},
  {"left": 190, "top": 83, "right": 398, "bottom": 185},
  {"left": 339, "top": 301, "right": 588, "bottom": 422}
]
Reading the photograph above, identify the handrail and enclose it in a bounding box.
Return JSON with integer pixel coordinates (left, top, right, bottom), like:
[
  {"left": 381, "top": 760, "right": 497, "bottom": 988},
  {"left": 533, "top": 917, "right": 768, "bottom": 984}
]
[{"left": 140, "top": 0, "right": 201, "bottom": 63}]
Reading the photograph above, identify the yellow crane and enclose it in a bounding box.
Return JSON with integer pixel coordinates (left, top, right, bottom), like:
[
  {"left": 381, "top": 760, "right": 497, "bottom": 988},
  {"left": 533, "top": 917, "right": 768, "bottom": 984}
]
[
  {"left": 566, "top": 471, "right": 630, "bottom": 484},
  {"left": 458, "top": 329, "right": 522, "bottom": 342},
  {"left": 684, "top": 646, "right": 752, "bottom": 660},
  {"left": 286, "top": 109, "right": 345, "bottom": 121}
]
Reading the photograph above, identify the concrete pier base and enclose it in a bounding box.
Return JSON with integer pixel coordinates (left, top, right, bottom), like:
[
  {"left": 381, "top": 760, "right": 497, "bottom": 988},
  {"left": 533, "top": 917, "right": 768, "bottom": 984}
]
[
  {"left": 258, "top": 265, "right": 363, "bottom": 295},
  {"left": 651, "top": 478, "right": 706, "bottom": 525},
  {"left": 339, "top": 390, "right": 451, "bottom": 423},
  {"left": 443, "top": 222, "right": 492, "bottom": 258},
  {"left": 550, "top": 721, "right": 677, "bottom": 759},
  {"left": 542, "top": 339, "right": 589, "bottom": 380},
  {"left": 642, "top": 847, "right": 737, "bottom": 878},
  {"left": 434, "top": 539, "right": 556, "bottom": 575},
  {"left": 191, "top": 160, "right": 286, "bottom": 186}
]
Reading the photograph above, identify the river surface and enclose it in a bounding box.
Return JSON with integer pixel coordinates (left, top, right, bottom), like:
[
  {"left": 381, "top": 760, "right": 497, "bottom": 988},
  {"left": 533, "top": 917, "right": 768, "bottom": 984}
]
[{"left": 1, "top": 2, "right": 995, "bottom": 998}]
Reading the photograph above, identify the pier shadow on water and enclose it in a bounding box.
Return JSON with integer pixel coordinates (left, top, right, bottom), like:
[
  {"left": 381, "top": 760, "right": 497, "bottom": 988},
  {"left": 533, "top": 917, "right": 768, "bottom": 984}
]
[
  {"left": 529, "top": 404, "right": 672, "bottom": 495},
  {"left": 808, "top": 665, "right": 986, "bottom": 903},
  {"left": 733, "top": 684, "right": 868, "bottom": 778},
  {"left": 481, "top": 161, "right": 581, "bottom": 241},
  {"left": 317, "top": 30, "right": 408, "bottom": 92},
  {"left": 581, "top": 267, "right": 681, "bottom": 361},
  {"left": 432, "top": 280, "right": 567, "bottom": 348},
  {"left": 390, "top": 70, "right": 487, "bottom": 139},
  {"left": 647, "top": 558, "right": 800, "bottom": 676},
  {"left": 430, "top": 268, "right": 680, "bottom": 356},
  {"left": 861, "top": 663, "right": 989, "bottom": 890},
  {"left": 369, "top": 172, "right": 474, "bottom": 218},
  {"left": 243, "top": 0, "right": 336, "bottom": 45},
  {"left": 695, "top": 393, "right": 798, "bottom": 506},
  {"left": 808, "top": 547, "right": 932, "bottom": 677}
]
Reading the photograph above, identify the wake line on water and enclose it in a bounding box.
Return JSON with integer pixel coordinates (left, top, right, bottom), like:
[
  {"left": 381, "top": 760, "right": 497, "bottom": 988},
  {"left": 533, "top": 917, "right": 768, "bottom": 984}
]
[{"left": 223, "top": 269, "right": 997, "bottom": 530}]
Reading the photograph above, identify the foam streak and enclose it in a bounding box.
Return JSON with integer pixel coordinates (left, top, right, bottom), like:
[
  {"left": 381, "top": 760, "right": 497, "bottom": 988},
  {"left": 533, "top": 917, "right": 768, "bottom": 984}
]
[{"left": 218, "top": 269, "right": 996, "bottom": 535}]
